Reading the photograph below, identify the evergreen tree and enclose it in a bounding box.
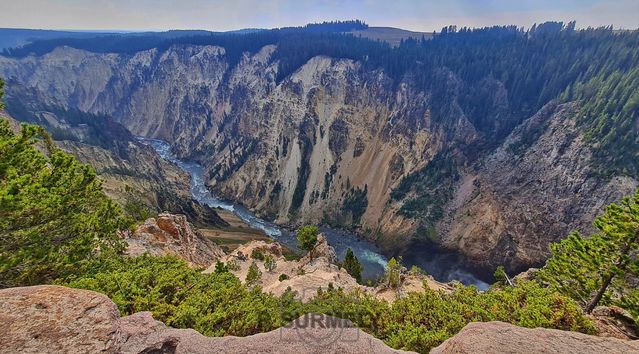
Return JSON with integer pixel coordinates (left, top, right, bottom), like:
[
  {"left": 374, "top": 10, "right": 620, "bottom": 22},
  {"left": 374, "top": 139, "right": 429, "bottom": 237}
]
[
  {"left": 0, "top": 78, "right": 4, "bottom": 109},
  {"left": 342, "top": 248, "right": 362, "bottom": 283},
  {"left": 214, "top": 261, "right": 229, "bottom": 274},
  {"left": 539, "top": 188, "right": 639, "bottom": 313},
  {"left": 0, "top": 117, "right": 129, "bottom": 287},
  {"left": 494, "top": 265, "right": 513, "bottom": 286},
  {"left": 245, "top": 262, "right": 262, "bottom": 287},
  {"left": 264, "top": 254, "right": 276, "bottom": 272},
  {"left": 296, "top": 225, "right": 318, "bottom": 260},
  {"left": 385, "top": 257, "right": 402, "bottom": 289}
]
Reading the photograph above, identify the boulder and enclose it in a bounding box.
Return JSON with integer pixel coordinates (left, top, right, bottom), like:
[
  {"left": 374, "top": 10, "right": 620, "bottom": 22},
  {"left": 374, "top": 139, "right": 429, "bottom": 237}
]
[
  {"left": 125, "top": 212, "right": 224, "bottom": 267},
  {"left": 118, "top": 312, "right": 413, "bottom": 354},
  {"left": 430, "top": 321, "right": 639, "bottom": 354},
  {"left": 590, "top": 306, "right": 639, "bottom": 340},
  {"left": 512, "top": 267, "right": 539, "bottom": 283},
  {"left": 0, "top": 285, "right": 120, "bottom": 354}
]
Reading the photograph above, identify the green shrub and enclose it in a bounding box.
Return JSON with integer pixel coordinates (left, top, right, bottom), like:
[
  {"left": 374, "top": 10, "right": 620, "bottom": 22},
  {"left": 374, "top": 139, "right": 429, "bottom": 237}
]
[
  {"left": 296, "top": 225, "right": 318, "bottom": 258},
  {"left": 251, "top": 249, "right": 265, "bottom": 261},
  {"left": 65, "top": 254, "right": 594, "bottom": 353},
  {"left": 409, "top": 265, "right": 426, "bottom": 276},
  {"left": 385, "top": 257, "right": 402, "bottom": 289},
  {"left": 65, "top": 255, "right": 287, "bottom": 337},
  {"left": 227, "top": 259, "right": 240, "bottom": 271},
  {"left": 304, "top": 281, "right": 594, "bottom": 353},
  {"left": 264, "top": 255, "right": 276, "bottom": 272},
  {"left": 342, "top": 248, "right": 362, "bottom": 283},
  {"left": 214, "top": 261, "right": 229, "bottom": 273},
  {"left": 246, "top": 262, "right": 262, "bottom": 287}
]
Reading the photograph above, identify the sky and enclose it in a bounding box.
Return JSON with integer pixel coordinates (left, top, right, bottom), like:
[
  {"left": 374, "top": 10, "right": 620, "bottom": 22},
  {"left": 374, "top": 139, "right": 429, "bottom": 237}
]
[{"left": 1, "top": 0, "right": 638, "bottom": 32}]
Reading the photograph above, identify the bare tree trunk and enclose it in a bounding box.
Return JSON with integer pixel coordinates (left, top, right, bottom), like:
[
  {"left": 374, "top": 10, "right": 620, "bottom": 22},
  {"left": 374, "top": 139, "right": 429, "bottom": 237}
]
[
  {"left": 586, "top": 229, "right": 639, "bottom": 313},
  {"left": 585, "top": 272, "right": 614, "bottom": 313},
  {"left": 505, "top": 272, "right": 514, "bottom": 287}
]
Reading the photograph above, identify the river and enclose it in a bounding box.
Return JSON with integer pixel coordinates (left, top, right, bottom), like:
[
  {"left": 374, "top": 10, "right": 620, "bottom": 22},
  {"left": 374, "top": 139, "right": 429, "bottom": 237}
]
[{"left": 139, "top": 137, "right": 489, "bottom": 289}]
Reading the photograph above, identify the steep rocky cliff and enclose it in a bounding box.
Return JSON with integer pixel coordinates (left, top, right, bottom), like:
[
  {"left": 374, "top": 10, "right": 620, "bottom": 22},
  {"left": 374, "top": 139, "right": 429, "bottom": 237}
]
[
  {"left": 439, "top": 103, "right": 638, "bottom": 271},
  {"left": 1, "top": 44, "right": 636, "bottom": 274}
]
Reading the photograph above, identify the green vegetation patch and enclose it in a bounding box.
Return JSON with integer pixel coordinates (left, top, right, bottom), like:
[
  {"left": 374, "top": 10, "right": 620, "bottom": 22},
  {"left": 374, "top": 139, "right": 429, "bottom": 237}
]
[
  {"left": 342, "top": 185, "right": 368, "bottom": 226},
  {"left": 391, "top": 153, "right": 458, "bottom": 240}
]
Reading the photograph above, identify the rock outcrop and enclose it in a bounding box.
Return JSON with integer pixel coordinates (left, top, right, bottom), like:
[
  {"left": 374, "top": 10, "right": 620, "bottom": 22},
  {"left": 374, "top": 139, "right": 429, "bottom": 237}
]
[
  {"left": 125, "top": 213, "right": 225, "bottom": 267},
  {"left": 0, "top": 285, "right": 411, "bottom": 353},
  {"left": 118, "top": 311, "right": 413, "bottom": 354},
  {"left": 0, "top": 285, "right": 120, "bottom": 354},
  {"left": 302, "top": 234, "right": 338, "bottom": 264},
  {"left": 205, "top": 237, "right": 363, "bottom": 302},
  {"left": 590, "top": 306, "right": 639, "bottom": 340},
  {"left": 430, "top": 321, "right": 639, "bottom": 354},
  {"left": 205, "top": 236, "right": 451, "bottom": 302}
]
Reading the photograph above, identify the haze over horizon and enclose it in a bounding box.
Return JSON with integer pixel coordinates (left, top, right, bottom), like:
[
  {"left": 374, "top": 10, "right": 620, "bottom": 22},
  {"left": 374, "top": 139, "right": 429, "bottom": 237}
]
[{"left": 2, "top": 0, "right": 639, "bottom": 33}]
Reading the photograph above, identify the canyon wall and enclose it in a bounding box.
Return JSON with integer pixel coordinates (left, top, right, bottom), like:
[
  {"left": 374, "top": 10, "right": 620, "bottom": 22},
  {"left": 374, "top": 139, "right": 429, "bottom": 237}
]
[{"left": 1, "top": 45, "right": 635, "bottom": 273}]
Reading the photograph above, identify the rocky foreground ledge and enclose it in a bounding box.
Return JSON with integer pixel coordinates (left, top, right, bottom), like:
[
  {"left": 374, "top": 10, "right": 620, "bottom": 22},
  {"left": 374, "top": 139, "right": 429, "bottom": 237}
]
[
  {"left": 0, "top": 285, "right": 411, "bottom": 353},
  {"left": 1, "top": 285, "right": 638, "bottom": 354}
]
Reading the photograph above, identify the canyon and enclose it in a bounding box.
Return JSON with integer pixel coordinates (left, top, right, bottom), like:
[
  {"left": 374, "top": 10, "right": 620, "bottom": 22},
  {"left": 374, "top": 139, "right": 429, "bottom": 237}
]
[{"left": 0, "top": 39, "right": 636, "bottom": 276}]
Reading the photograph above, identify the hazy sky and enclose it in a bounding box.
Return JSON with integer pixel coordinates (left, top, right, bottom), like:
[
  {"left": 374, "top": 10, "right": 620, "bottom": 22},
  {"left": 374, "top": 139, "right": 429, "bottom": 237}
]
[{"left": 2, "top": 0, "right": 638, "bottom": 32}]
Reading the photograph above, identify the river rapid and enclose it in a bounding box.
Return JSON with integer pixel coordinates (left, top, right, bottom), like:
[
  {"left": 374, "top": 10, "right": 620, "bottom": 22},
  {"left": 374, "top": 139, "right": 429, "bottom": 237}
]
[{"left": 139, "top": 137, "right": 489, "bottom": 289}]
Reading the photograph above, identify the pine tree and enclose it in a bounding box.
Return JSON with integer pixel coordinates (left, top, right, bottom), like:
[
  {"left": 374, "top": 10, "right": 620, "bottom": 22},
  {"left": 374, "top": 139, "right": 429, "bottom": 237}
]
[
  {"left": 264, "top": 254, "right": 276, "bottom": 273},
  {"left": 296, "top": 225, "right": 318, "bottom": 260},
  {"left": 0, "top": 117, "right": 129, "bottom": 287},
  {"left": 0, "top": 78, "right": 4, "bottom": 109},
  {"left": 385, "top": 257, "right": 402, "bottom": 289},
  {"left": 245, "top": 262, "right": 262, "bottom": 287},
  {"left": 214, "top": 261, "right": 229, "bottom": 273},
  {"left": 539, "top": 188, "right": 639, "bottom": 313},
  {"left": 342, "top": 248, "right": 362, "bottom": 283}
]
